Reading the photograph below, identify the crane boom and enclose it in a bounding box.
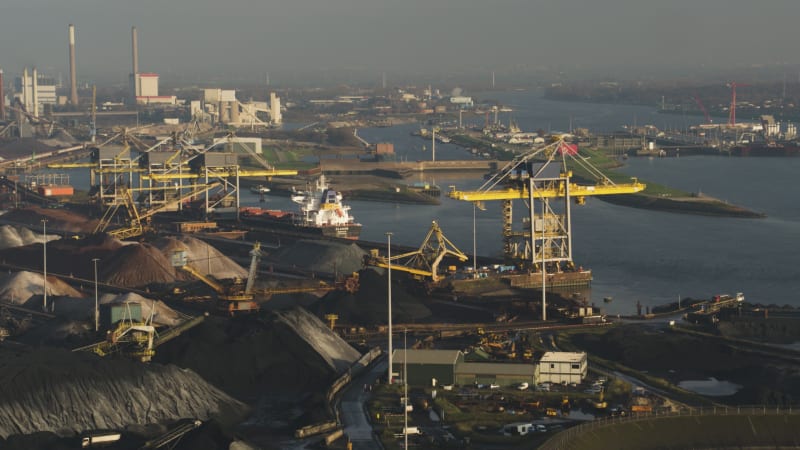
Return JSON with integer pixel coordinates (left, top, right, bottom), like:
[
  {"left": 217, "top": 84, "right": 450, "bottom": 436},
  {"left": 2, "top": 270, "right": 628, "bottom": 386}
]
[
  {"left": 365, "top": 221, "right": 468, "bottom": 282},
  {"left": 447, "top": 137, "right": 645, "bottom": 267}
]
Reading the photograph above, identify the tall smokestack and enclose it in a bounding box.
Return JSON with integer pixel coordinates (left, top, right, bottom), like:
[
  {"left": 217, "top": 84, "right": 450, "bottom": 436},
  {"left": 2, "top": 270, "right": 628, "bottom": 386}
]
[
  {"left": 131, "top": 26, "right": 139, "bottom": 76},
  {"left": 68, "top": 24, "right": 78, "bottom": 106},
  {"left": 0, "top": 68, "right": 5, "bottom": 121},
  {"left": 32, "top": 67, "right": 39, "bottom": 118}
]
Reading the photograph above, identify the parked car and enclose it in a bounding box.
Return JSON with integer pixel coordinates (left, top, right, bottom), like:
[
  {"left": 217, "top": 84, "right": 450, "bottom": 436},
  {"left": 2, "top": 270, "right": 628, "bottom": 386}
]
[
  {"left": 516, "top": 382, "right": 529, "bottom": 391},
  {"left": 489, "top": 383, "right": 500, "bottom": 390}
]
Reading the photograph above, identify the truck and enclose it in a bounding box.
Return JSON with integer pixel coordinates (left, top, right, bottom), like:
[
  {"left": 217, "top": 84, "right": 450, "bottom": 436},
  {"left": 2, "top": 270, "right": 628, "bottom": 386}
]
[{"left": 81, "top": 431, "right": 122, "bottom": 448}]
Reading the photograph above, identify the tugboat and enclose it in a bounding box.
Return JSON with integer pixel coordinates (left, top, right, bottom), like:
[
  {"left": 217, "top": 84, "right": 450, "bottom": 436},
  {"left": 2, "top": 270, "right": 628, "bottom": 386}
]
[{"left": 250, "top": 185, "right": 271, "bottom": 194}]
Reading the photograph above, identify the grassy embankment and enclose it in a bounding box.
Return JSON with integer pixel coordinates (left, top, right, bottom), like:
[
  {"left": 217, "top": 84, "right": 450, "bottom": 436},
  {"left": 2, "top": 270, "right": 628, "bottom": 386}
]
[{"left": 569, "top": 148, "right": 764, "bottom": 218}]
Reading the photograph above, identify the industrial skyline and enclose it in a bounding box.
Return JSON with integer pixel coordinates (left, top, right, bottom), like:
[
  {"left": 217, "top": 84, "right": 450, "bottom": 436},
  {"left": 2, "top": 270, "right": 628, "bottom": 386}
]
[{"left": 1, "top": 0, "right": 800, "bottom": 85}]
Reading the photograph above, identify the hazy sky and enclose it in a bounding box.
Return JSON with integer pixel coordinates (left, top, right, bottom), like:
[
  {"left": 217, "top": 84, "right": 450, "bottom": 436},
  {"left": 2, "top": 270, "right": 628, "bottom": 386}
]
[{"left": 2, "top": 0, "right": 799, "bottom": 86}]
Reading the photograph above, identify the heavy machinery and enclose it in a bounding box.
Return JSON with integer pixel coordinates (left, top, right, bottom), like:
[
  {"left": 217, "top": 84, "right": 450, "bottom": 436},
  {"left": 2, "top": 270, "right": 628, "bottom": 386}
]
[
  {"left": 50, "top": 124, "right": 298, "bottom": 235},
  {"left": 448, "top": 137, "right": 645, "bottom": 270},
  {"left": 364, "top": 221, "right": 468, "bottom": 282},
  {"left": 172, "top": 242, "right": 262, "bottom": 315},
  {"left": 74, "top": 303, "right": 156, "bottom": 362},
  {"left": 93, "top": 181, "right": 222, "bottom": 239}
]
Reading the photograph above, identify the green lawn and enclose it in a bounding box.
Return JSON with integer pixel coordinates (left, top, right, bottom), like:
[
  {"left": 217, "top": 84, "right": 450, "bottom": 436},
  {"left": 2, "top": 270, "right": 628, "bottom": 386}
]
[{"left": 560, "top": 414, "right": 800, "bottom": 450}]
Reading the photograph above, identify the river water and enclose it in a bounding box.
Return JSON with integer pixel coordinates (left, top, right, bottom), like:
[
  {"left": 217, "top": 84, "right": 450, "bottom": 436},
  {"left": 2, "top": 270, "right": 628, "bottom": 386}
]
[
  {"left": 348, "top": 91, "right": 800, "bottom": 314},
  {"left": 43, "top": 91, "right": 800, "bottom": 314}
]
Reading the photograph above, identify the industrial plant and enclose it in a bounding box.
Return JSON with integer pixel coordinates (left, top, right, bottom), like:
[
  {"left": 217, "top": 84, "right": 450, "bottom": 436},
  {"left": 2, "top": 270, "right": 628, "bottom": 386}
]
[{"left": 1, "top": 12, "right": 800, "bottom": 450}]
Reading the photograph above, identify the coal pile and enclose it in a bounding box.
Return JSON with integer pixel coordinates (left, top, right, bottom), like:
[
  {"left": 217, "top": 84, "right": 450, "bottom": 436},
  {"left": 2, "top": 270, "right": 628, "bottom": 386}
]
[
  {"left": 0, "top": 234, "right": 244, "bottom": 289},
  {"left": 0, "top": 206, "right": 100, "bottom": 234},
  {"left": 265, "top": 239, "right": 367, "bottom": 276},
  {"left": 0, "top": 233, "right": 125, "bottom": 280},
  {"left": 312, "top": 268, "right": 432, "bottom": 324},
  {"left": 0, "top": 347, "right": 248, "bottom": 439},
  {"left": 154, "top": 307, "right": 360, "bottom": 400}
]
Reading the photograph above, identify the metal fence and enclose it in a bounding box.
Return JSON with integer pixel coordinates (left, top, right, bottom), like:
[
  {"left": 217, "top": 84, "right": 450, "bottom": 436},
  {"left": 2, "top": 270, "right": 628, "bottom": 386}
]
[{"left": 539, "top": 405, "right": 799, "bottom": 450}]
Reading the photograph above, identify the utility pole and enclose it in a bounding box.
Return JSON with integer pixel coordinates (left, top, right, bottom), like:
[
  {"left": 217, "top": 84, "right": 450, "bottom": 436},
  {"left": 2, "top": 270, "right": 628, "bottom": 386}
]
[
  {"left": 41, "top": 219, "right": 48, "bottom": 311},
  {"left": 93, "top": 258, "right": 100, "bottom": 331},
  {"left": 404, "top": 328, "right": 408, "bottom": 450},
  {"left": 386, "top": 232, "right": 393, "bottom": 384}
]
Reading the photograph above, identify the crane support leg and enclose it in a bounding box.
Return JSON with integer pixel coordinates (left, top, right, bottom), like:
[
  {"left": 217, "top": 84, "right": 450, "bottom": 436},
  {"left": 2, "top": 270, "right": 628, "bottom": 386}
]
[{"left": 502, "top": 200, "right": 513, "bottom": 260}]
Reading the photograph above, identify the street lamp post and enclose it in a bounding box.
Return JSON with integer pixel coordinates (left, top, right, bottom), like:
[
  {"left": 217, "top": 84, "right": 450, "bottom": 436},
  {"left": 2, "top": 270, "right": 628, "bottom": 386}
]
[
  {"left": 41, "top": 219, "right": 47, "bottom": 312},
  {"left": 473, "top": 203, "right": 477, "bottom": 276},
  {"left": 404, "top": 328, "right": 408, "bottom": 450},
  {"left": 386, "top": 231, "right": 393, "bottom": 385},
  {"left": 92, "top": 258, "right": 100, "bottom": 332}
]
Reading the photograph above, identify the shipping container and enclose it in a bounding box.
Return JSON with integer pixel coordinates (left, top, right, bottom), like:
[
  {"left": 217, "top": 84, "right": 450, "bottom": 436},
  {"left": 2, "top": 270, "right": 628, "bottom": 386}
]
[{"left": 37, "top": 185, "right": 74, "bottom": 196}]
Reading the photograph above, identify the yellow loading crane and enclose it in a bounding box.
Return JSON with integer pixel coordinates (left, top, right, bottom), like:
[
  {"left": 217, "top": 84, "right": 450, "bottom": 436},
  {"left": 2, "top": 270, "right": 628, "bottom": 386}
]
[
  {"left": 172, "top": 242, "right": 262, "bottom": 315},
  {"left": 365, "top": 221, "right": 468, "bottom": 282},
  {"left": 448, "top": 137, "right": 645, "bottom": 268},
  {"left": 94, "top": 181, "right": 222, "bottom": 239}
]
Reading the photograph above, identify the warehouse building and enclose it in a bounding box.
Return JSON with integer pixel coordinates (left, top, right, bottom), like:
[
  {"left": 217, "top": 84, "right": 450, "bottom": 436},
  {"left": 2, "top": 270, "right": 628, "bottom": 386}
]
[
  {"left": 391, "top": 349, "right": 463, "bottom": 386},
  {"left": 393, "top": 349, "right": 587, "bottom": 387},
  {"left": 537, "top": 351, "right": 587, "bottom": 384},
  {"left": 455, "top": 362, "right": 538, "bottom": 388}
]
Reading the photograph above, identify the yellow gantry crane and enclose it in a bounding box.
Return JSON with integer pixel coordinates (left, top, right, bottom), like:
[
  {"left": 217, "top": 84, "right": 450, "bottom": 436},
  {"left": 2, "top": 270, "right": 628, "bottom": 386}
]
[
  {"left": 365, "top": 221, "right": 468, "bottom": 282},
  {"left": 49, "top": 124, "right": 298, "bottom": 233},
  {"left": 449, "top": 137, "right": 645, "bottom": 269}
]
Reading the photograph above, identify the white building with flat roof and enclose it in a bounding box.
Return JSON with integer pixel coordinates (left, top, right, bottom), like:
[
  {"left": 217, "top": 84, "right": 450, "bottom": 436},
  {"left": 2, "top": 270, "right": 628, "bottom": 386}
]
[{"left": 537, "top": 352, "right": 587, "bottom": 384}]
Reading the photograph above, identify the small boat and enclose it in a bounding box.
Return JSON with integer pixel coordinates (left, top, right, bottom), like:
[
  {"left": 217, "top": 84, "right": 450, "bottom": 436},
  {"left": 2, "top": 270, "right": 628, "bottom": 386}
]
[
  {"left": 250, "top": 185, "right": 270, "bottom": 194},
  {"left": 603, "top": 297, "right": 613, "bottom": 303}
]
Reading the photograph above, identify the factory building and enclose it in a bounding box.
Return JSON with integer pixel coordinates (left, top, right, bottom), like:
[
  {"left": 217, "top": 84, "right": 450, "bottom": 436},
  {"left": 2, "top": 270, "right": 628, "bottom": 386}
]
[
  {"left": 205, "top": 89, "right": 282, "bottom": 126},
  {"left": 537, "top": 351, "right": 587, "bottom": 384},
  {"left": 391, "top": 348, "right": 588, "bottom": 387},
  {"left": 455, "top": 362, "right": 538, "bottom": 387},
  {"left": 14, "top": 68, "right": 57, "bottom": 117},
  {"left": 391, "top": 349, "right": 463, "bottom": 386},
  {"left": 132, "top": 73, "right": 174, "bottom": 105}
]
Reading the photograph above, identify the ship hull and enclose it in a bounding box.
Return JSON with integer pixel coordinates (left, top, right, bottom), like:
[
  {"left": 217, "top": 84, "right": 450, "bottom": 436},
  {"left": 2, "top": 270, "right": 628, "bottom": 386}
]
[{"left": 240, "top": 212, "right": 362, "bottom": 240}]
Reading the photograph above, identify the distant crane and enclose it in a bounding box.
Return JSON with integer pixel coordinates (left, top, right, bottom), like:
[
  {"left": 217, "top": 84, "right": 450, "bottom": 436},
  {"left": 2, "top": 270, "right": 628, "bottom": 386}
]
[
  {"left": 727, "top": 81, "right": 751, "bottom": 126},
  {"left": 693, "top": 94, "right": 711, "bottom": 124}
]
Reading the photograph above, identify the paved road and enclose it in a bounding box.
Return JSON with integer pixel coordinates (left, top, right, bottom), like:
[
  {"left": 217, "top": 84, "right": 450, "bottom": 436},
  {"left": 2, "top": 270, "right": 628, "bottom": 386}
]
[{"left": 339, "top": 357, "right": 387, "bottom": 450}]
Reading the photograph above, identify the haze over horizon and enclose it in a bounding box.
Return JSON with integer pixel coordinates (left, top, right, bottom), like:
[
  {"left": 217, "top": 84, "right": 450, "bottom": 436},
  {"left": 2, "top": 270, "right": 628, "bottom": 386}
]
[{"left": 2, "top": 0, "right": 799, "bottom": 86}]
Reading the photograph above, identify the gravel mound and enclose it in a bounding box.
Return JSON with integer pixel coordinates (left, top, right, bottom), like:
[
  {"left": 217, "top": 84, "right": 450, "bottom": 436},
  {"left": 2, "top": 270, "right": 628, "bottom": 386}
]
[
  {"left": 312, "top": 268, "right": 432, "bottom": 324},
  {"left": 266, "top": 239, "right": 367, "bottom": 276},
  {"left": 100, "top": 242, "right": 180, "bottom": 287},
  {"left": 154, "top": 307, "right": 360, "bottom": 400},
  {"left": 155, "top": 236, "right": 246, "bottom": 279},
  {"left": 0, "top": 271, "right": 83, "bottom": 304},
  {"left": 99, "top": 292, "right": 183, "bottom": 327},
  {"left": 0, "top": 347, "right": 248, "bottom": 439},
  {"left": 0, "top": 224, "right": 59, "bottom": 250}
]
